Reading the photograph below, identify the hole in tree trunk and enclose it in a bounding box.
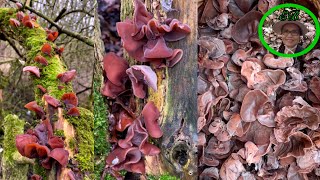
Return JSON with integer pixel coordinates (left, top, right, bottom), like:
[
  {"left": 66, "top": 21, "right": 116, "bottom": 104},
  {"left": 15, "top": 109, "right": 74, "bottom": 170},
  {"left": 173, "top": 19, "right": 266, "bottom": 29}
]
[{"left": 172, "top": 143, "right": 188, "bottom": 166}]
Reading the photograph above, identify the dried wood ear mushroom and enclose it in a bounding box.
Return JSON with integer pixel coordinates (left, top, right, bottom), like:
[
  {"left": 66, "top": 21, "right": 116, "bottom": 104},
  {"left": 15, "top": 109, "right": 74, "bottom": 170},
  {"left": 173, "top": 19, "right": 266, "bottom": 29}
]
[{"left": 198, "top": 0, "right": 320, "bottom": 178}]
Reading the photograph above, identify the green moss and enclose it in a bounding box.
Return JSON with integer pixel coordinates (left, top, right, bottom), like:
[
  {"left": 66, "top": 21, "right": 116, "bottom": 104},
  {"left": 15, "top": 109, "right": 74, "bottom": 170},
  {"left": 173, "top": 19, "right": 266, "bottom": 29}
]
[
  {"left": 148, "top": 174, "right": 179, "bottom": 180},
  {"left": 93, "top": 80, "right": 109, "bottom": 179},
  {"left": 2, "top": 114, "right": 29, "bottom": 179},
  {"left": 67, "top": 107, "right": 94, "bottom": 172},
  {"left": 33, "top": 162, "right": 48, "bottom": 180},
  {"left": 54, "top": 129, "right": 65, "bottom": 138},
  {"left": 68, "top": 138, "right": 76, "bottom": 149}
]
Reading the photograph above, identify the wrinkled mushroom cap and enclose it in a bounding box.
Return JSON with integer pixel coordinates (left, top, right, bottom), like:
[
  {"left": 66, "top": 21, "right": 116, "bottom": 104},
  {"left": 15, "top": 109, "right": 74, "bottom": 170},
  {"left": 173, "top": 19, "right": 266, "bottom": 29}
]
[
  {"left": 263, "top": 53, "right": 294, "bottom": 69},
  {"left": 231, "top": 11, "right": 263, "bottom": 44},
  {"left": 49, "top": 148, "right": 69, "bottom": 167},
  {"left": 103, "top": 52, "right": 129, "bottom": 86},
  {"left": 141, "top": 101, "right": 163, "bottom": 138},
  {"left": 240, "top": 89, "right": 269, "bottom": 122}
]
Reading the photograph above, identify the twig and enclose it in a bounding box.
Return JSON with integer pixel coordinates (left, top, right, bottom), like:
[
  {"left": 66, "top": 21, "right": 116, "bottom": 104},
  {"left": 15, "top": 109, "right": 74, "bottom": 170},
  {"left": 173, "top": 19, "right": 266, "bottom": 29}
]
[
  {"left": 59, "top": 9, "right": 94, "bottom": 19},
  {"left": 0, "top": 59, "right": 17, "bottom": 64},
  {"left": 48, "top": 7, "right": 67, "bottom": 29},
  {"left": 9, "top": 0, "right": 94, "bottom": 47},
  {"left": 2, "top": 32, "right": 26, "bottom": 61},
  {"left": 76, "top": 87, "right": 92, "bottom": 95}
]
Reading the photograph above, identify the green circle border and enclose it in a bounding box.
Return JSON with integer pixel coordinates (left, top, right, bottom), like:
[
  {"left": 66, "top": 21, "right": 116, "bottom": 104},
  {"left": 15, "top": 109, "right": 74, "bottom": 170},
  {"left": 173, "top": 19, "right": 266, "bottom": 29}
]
[{"left": 258, "top": 3, "right": 320, "bottom": 58}]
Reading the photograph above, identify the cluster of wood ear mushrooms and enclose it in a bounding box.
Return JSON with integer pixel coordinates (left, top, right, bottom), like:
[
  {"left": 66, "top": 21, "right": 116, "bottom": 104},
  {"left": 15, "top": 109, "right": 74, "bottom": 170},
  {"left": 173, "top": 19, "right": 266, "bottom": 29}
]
[{"left": 102, "top": 0, "right": 191, "bottom": 179}]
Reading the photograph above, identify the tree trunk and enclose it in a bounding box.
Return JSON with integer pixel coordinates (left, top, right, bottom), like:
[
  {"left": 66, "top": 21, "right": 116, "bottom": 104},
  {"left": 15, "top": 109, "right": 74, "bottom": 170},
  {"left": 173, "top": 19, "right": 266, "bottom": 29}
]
[
  {"left": 120, "top": 0, "right": 198, "bottom": 179},
  {"left": 93, "top": 1, "right": 110, "bottom": 178}
]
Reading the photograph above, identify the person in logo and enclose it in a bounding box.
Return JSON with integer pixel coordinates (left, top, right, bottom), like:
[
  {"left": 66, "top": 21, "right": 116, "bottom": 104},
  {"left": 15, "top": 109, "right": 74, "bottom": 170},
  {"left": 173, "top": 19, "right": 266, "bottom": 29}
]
[{"left": 273, "top": 20, "right": 308, "bottom": 69}]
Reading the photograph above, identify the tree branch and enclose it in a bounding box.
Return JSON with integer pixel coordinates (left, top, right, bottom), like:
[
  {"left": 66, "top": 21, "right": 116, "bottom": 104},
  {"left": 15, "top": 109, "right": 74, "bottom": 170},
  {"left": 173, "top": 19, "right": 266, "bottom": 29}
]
[
  {"left": 9, "top": 0, "right": 94, "bottom": 47},
  {"left": 76, "top": 87, "right": 92, "bottom": 95},
  {"left": 2, "top": 32, "right": 26, "bottom": 61},
  {"left": 60, "top": 9, "right": 94, "bottom": 19},
  {"left": 0, "top": 59, "right": 17, "bottom": 64}
]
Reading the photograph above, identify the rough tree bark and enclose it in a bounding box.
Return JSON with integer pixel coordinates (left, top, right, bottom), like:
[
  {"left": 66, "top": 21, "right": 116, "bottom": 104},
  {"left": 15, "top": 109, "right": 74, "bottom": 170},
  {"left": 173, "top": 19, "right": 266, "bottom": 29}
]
[
  {"left": 120, "top": 0, "right": 197, "bottom": 179},
  {"left": 0, "top": 7, "right": 94, "bottom": 180}
]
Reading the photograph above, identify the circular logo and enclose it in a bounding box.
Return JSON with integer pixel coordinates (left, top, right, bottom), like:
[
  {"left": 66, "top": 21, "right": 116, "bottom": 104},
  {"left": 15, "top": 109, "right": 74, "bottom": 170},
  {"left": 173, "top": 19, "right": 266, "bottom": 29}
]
[{"left": 258, "top": 3, "right": 320, "bottom": 58}]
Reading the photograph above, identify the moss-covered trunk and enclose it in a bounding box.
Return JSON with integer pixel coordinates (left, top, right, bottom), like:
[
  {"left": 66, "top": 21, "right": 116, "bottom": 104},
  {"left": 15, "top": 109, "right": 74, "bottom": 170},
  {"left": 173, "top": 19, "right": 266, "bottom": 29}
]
[
  {"left": 92, "top": 2, "right": 110, "bottom": 179},
  {"left": 2, "top": 114, "right": 32, "bottom": 180},
  {"left": 120, "top": 0, "right": 198, "bottom": 179},
  {"left": 0, "top": 7, "right": 94, "bottom": 179}
]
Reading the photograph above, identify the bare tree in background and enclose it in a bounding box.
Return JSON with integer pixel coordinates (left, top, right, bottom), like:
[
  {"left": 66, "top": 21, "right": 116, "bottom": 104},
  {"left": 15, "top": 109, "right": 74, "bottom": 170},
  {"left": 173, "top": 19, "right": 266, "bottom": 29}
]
[{"left": 0, "top": 0, "right": 95, "bottom": 121}]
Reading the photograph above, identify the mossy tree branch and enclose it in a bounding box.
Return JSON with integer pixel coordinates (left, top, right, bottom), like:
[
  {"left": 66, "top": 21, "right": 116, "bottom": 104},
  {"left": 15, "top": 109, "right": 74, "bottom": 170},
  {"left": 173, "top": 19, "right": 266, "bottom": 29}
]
[
  {"left": 0, "top": 7, "right": 94, "bottom": 179},
  {"left": 9, "top": 0, "right": 94, "bottom": 47},
  {"left": 2, "top": 114, "right": 33, "bottom": 180}
]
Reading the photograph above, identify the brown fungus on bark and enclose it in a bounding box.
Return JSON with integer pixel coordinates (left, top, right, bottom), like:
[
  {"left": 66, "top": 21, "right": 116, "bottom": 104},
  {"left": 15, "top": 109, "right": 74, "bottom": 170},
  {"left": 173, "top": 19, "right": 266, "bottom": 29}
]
[
  {"left": 144, "top": 36, "right": 173, "bottom": 59},
  {"left": 141, "top": 101, "right": 162, "bottom": 138},
  {"left": 220, "top": 154, "right": 246, "bottom": 180},
  {"left": 101, "top": 80, "right": 126, "bottom": 99},
  {"left": 101, "top": 53, "right": 129, "bottom": 99},
  {"left": 15, "top": 134, "right": 38, "bottom": 156},
  {"left": 241, "top": 61, "right": 286, "bottom": 96},
  {"left": 24, "top": 101, "right": 45, "bottom": 118},
  {"left": 49, "top": 148, "right": 69, "bottom": 167},
  {"left": 9, "top": 18, "right": 20, "bottom": 27},
  {"left": 43, "top": 94, "right": 61, "bottom": 107},
  {"left": 47, "top": 31, "right": 59, "bottom": 42},
  {"left": 106, "top": 147, "right": 143, "bottom": 174},
  {"left": 41, "top": 43, "right": 52, "bottom": 56},
  {"left": 126, "top": 65, "right": 157, "bottom": 99},
  {"left": 309, "top": 76, "right": 320, "bottom": 101},
  {"left": 16, "top": 11, "right": 24, "bottom": 21},
  {"left": 159, "top": 19, "right": 191, "bottom": 42},
  {"left": 116, "top": 0, "right": 190, "bottom": 65},
  {"left": 34, "top": 55, "right": 48, "bottom": 66},
  {"left": 228, "top": 0, "right": 258, "bottom": 19},
  {"left": 118, "top": 119, "right": 148, "bottom": 148},
  {"left": 116, "top": 20, "right": 147, "bottom": 61},
  {"left": 48, "top": 136, "right": 64, "bottom": 149},
  {"left": 23, "top": 66, "right": 40, "bottom": 78},
  {"left": 199, "top": 0, "right": 219, "bottom": 24},
  {"left": 66, "top": 107, "right": 80, "bottom": 116},
  {"left": 37, "top": 85, "right": 47, "bottom": 93},
  {"left": 103, "top": 52, "right": 129, "bottom": 86},
  {"left": 57, "top": 69, "right": 76, "bottom": 84},
  {"left": 231, "top": 48, "right": 252, "bottom": 66},
  {"left": 116, "top": 111, "right": 134, "bottom": 132},
  {"left": 61, "top": 92, "right": 78, "bottom": 108},
  {"left": 31, "top": 174, "right": 42, "bottom": 180}
]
